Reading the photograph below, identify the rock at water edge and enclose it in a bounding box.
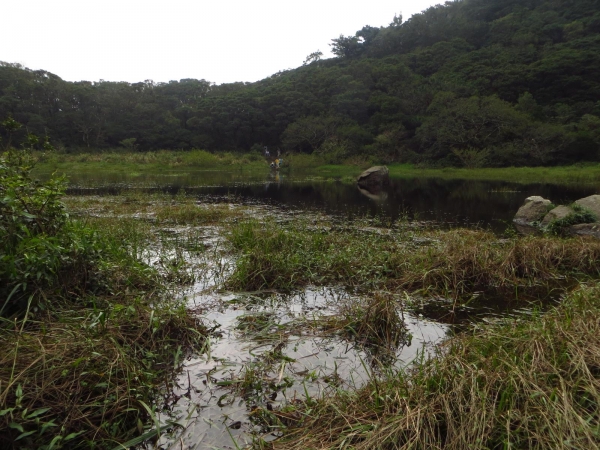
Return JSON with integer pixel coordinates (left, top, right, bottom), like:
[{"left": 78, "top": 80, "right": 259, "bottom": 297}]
[
  {"left": 357, "top": 166, "right": 390, "bottom": 187},
  {"left": 574, "top": 195, "right": 600, "bottom": 220},
  {"left": 570, "top": 223, "right": 600, "bottom": 239},
  {"left": 513, "top": 196, "right": 552, "bottom": 225}
]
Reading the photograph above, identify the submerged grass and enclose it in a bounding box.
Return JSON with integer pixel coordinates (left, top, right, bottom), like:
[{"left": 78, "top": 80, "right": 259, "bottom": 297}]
[
  {"left": 64, "top": 191, "right": 245, "bottom": 226},
  {"left": 264, "top": 282, "right": 600, "bottom": 449},
  {"left": 226, "top": 218, "right": 600, "bottom": 299},
  {"left": 310, "top": 292, "right": 412, "bottom": 367}
]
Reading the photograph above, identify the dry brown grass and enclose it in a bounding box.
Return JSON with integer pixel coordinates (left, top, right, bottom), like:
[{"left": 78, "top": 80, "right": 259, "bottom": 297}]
[{"left": 395, "top": 229, "right": 600, "bottom": 294}]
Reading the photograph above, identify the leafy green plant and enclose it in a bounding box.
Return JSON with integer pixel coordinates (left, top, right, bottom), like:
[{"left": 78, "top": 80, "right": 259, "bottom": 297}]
[
  {"left": 0, "top": 130, "right": 69, "bottom": 316},
  {"left": 546, "top": 203, "right": 598, "bottom": 236}
]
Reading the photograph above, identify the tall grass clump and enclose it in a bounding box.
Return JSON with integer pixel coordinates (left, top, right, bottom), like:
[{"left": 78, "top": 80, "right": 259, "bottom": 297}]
[
  {"left": 0, "top": 138, "right": 206, "bottom": 448},
  {"left": 266, "top": 283, "right": 600, "bottom": 449},
  {"left": 226, "top": 219, "right": 600, "bottom": 298}
]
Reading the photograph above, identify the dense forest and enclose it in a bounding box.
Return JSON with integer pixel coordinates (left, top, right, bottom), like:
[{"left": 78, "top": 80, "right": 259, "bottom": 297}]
[{"left": 1, "top": 0, "right": 600, "bottom": 167}]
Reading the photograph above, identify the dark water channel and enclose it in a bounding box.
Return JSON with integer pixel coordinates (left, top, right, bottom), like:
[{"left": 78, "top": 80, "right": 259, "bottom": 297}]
[
  {"left": 62, "top": 169, "right": 599, "bottom": 233},
  {"left": 57, "top": 169, "right": 598, "bottom": 448}
]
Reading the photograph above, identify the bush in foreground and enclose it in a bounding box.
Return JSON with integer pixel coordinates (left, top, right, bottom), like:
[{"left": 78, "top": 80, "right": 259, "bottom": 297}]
[{"left": 0, "top": 142, "right": 205, "bottom": 448}]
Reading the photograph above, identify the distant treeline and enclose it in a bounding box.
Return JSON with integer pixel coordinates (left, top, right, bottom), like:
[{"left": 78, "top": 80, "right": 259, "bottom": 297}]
[{"left": 1, "top": 0, "right": 600, "bottom": 167}]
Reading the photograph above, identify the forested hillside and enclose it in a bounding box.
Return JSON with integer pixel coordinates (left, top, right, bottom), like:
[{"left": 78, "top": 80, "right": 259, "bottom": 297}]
[{"left": 2, "top": 0, "right": 600, "bottom": 166}]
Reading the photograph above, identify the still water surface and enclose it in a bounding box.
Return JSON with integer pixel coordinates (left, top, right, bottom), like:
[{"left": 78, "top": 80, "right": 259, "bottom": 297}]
[{"left": 61, "top": 168, "right": 599, "bottom": 232}]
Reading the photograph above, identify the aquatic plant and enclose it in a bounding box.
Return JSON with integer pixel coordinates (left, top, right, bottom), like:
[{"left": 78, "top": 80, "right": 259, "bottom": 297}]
[
  {"left": 341, "top": 292, "right": 410, "bottom": 355},
  {"left": 546, "top": 203, "right": 598, "bottom": 236}
]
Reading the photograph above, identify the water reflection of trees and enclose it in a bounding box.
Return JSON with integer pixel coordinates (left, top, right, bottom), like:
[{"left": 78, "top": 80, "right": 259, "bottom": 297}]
[{"left": 65, "top": 173, "right": 597, "bottom": 230}]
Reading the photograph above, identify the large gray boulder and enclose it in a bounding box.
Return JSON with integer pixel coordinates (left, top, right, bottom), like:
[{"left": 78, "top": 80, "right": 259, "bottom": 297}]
[
  {"left": 357, "top": 166, "right": 389, "bottom": 187},
  {"left": 574, "top": 195, "right": 600, "bottom": 220},
  {"left": 513, "top": 196, "right": 552, "bottom": 225},
  {"left": 541, "top": 205, "right": 574, "bottom": 227}
]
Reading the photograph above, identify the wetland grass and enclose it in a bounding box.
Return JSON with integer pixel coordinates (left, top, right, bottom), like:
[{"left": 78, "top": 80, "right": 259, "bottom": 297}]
[
  {"left": 223, "top": 216, "right": 600, "bottom": 448},
  {"left": 311, "top": 292, "right": 411, "bottom": 361},
  {"left": 1, "top": 150, "right": 207, "bottom": 448},
  {"left": 36, "top": 149, "right": 267, "bottom": 172},
  {"left": 64, "top": 191, "right": 245, "bottom": 226},
  {"left": 226, "top": 218, "right": 600, "bottom": 300},
  {"left": 0, "top": 296, "right": 204, "bottom": 449},
  {"left": 387, "top": 163, "right": 600, "bottom": 185},
  {"left": 265, "top": 283, "right": 600, "bottom": 449},
  {"left": 340, "top": 292, "right": 409, "bottom": 355},
  {"left": 0, "top": 219, "right": 207, "bottom": 449},
  {"left": 33, "top": 148, "right": 600, "bottom": 187}
]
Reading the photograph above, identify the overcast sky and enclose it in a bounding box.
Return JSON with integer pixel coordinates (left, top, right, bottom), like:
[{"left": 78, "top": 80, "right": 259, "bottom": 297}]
[{"left": 2, "top": 0, "right": 439, "bottom": 85}]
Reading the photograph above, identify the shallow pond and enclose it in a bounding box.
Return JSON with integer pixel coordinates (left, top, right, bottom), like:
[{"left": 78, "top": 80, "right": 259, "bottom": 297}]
[
  {"left": 57, "top": 168, "right": 596, "bottom": 449},
  {"left": 54, "top": 167, "right": 599, "bottom": 233}
]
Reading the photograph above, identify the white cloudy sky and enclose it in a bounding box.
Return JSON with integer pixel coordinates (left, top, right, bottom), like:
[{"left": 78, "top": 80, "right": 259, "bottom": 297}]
[{"left": 2, "top": 0, "right": 439, "bottom": 85}]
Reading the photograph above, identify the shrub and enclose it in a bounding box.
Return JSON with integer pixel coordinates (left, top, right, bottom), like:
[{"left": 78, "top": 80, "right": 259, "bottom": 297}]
[
  {"left": 546, "top": 203, "right": 598, "bottom": 236},
  {"left": 0, "top": 144, "right": 72, "bottom": 316}
]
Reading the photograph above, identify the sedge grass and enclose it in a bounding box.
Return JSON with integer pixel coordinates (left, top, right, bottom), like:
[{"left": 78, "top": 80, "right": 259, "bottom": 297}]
[
  {"left": 226, "top": 218, "right": 600, "bottom": 299},
  {"left": 387, "top": 163, "right": 600, "bottom": 185},
  {"left": 36, "top": 149, "right": 267, "bottom": 170},
  {"left": 33, "top": 149, "right": 600, "bottom": 186},
  {"left": 265, "top": 282, "right": 600, "bottom": 449}
]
